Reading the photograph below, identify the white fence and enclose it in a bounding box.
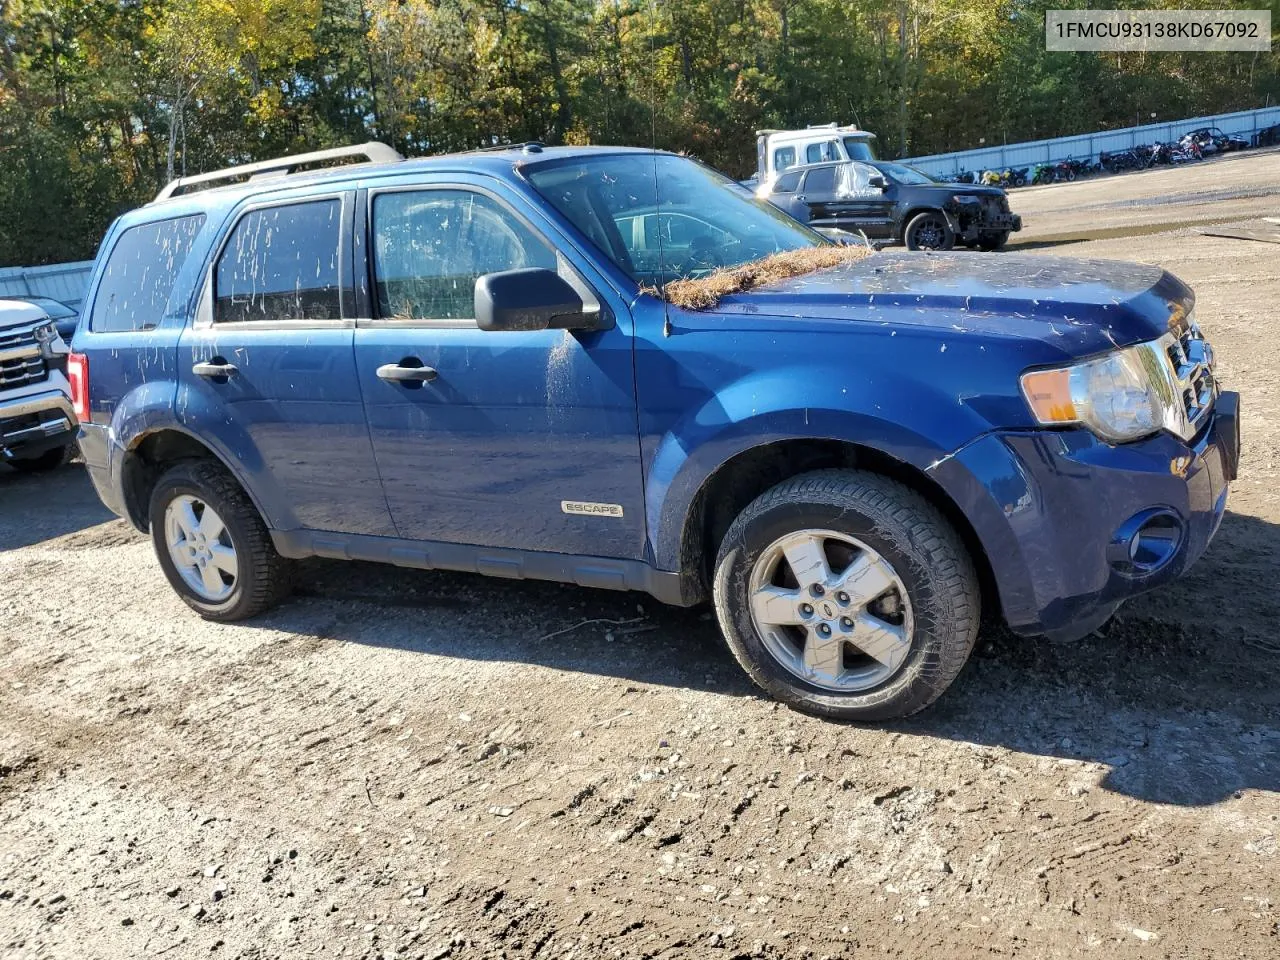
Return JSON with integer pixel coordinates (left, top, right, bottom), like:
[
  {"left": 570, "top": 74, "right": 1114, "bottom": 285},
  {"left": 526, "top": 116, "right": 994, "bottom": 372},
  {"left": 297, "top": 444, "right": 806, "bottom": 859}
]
[
  {"left": 903, "top": 105, "right": 1280, "bottom": 178},
  {"left": 0, "top": 260, "right": 94, "bottom": 309}
]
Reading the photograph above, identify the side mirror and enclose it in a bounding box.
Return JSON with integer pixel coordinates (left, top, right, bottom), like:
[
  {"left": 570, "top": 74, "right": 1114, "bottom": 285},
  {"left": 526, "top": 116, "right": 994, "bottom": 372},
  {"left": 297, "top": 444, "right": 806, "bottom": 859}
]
[
  {"left": 868, "top": 175, "right": 888, "bottom": 191},
  {"left": 474, "top": 268, "right": 607, "bottom": 333}
]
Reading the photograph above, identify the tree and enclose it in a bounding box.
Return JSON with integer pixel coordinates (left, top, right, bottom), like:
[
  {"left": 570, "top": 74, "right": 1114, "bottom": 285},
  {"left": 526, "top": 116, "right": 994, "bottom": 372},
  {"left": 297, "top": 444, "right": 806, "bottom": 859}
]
[{"left": 2, "top": 0, "right": 1278, "bottom": 265}]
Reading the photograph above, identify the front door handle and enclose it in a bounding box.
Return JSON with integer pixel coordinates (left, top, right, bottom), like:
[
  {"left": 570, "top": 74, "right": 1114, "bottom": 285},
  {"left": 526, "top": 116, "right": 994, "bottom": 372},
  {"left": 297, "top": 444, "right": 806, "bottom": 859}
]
[
  {"left": 192, "top": 360, "right": 238, "bottom": 378},
  {"left": 377, "top": 362, "right": 438, "bottom": 384}
]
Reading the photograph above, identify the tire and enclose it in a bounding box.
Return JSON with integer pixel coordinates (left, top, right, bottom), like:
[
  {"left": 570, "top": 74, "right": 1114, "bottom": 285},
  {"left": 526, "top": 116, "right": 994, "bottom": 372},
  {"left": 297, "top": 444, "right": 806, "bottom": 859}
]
[
  {"left": 149, "top": 459, "right": 292, "bottom": 621},
  {"left": 977, "top": 231, "right": 1009, "bottom": 252},
  {"left": 712, "top": 469, "right": 980, "bottom": 721},
  {"left": 7, "top": 444, "right": 71, "bottom": 472},
  {"left": 903, "top": 212, "right": 954, "bottom": 251}
]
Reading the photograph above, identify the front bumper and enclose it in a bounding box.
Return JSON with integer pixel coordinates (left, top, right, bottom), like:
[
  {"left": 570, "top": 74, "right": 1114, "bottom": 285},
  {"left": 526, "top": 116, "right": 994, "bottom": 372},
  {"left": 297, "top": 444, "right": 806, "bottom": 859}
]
[
  {"left": 993, "top": 213, "right": 1022, "bottom": 233},
  {"left": 945, "top": 203, "right": 1022, "bottom": 239},
  {"left": 930, "top": 392, "right": 1238, "bottom": 641},
  {"left": 1, "top": 388, "right": 76, "bottom": 460}
]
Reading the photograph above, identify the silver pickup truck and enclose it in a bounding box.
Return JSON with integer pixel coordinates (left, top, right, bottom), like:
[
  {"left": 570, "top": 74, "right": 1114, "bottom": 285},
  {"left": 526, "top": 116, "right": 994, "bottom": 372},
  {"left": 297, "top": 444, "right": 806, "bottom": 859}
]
[{"left": 0, "top": 300, "right": 77, "bottom": 471}]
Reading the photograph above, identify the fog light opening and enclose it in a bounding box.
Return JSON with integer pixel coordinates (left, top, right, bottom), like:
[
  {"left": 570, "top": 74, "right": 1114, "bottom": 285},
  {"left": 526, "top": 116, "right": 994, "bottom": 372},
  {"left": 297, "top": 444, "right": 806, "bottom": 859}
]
[{"left": 1110, "top": 510, "right": 1183, "bottom": 576}]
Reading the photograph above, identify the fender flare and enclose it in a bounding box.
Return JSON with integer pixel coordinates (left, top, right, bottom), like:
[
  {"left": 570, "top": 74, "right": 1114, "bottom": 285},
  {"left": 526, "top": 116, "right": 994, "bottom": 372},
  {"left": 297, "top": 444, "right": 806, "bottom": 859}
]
[
  {"left": 108, "top": 385, "right": 297, "bottom": 532},
  {"left": 645, "top": 361, "right": 993, "bottom": 572}
]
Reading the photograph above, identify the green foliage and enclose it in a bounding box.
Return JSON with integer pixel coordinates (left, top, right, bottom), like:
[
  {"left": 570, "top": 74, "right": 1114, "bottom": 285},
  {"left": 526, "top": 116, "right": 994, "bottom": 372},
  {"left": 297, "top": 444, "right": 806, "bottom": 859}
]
[{"left": 1, "top": 0, "right": 1277, "bottom": 264}]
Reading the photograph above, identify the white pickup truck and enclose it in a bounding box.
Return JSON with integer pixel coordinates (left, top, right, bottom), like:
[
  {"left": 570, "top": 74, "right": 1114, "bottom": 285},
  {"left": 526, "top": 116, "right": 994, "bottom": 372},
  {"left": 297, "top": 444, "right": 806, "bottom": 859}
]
[
  {"left": 0, "top": 300, "right": 77, "bottom": 471},
  {"left": 753, "top": 123, "right": 880, "bottom": 196}
]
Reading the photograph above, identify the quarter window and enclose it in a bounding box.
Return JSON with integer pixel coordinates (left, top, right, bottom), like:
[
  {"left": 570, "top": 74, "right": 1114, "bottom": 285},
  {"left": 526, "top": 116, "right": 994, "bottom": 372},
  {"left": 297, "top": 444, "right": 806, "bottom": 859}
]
[
  {"left": 773, "top": 146, "right": 797, "bottom": 173},
  {"left": 214, "top": 200, "right": 341, "bottom": 323},
  {"left": 371, "top": 189, "right": 556, "bottom": 321},
  {"left": 90, "top": 215, "right": 206, "bottom": 333}
]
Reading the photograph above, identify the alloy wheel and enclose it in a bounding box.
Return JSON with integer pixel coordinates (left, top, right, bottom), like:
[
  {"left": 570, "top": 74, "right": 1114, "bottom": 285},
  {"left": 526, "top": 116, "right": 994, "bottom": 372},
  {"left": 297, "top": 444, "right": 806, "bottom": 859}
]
[
  {"left": 164, "top": 494, "right": 238, "bottom": 602},
  {"left": 747, "top": 528, "right": 914, "bottom": 692}
]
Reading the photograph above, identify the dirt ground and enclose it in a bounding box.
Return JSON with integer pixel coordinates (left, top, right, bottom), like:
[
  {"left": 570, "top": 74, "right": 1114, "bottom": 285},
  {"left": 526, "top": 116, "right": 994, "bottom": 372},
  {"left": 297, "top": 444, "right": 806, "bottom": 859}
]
[{"left": 2, "top": 152, "right": 1278, "bottom": 960}]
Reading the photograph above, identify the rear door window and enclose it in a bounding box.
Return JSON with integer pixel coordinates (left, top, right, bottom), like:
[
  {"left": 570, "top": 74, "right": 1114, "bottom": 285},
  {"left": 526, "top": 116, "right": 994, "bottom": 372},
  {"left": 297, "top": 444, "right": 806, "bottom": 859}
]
[
  {"left": 214, "top": 200, "right": 341, "bottom": 323},
  {"left": 801, "top": 166, "right": 837, "bottom": 197},
  {"left": 90, "top": 214, "right": 206, "bottom": 333}
]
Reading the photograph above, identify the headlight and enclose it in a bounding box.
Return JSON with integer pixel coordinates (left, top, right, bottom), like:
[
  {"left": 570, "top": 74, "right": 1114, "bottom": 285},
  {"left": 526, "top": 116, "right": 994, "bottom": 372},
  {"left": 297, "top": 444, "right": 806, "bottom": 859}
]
[
  {"left": 32, "top": 321, "right": 58, "bottom": 345},
  {"left": 951, "top": 195, "right": 981, "bottom": 205},
  {"left": 1020, "top": 341, "right": 1179, "bottom": 443}
]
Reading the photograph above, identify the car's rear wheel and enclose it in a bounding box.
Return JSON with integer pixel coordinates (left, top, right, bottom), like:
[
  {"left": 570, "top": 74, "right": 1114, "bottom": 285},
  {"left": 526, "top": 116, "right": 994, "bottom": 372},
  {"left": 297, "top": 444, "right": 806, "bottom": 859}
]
[
  {"left": 712, "top": 469, "right": 980, "bottom": 720},
  {"left": 977, "top": 231, "right": 1010, "bottom": 251},
  {"left": 149, "top": 460, "right": 292, "bottom": 621},
  {"left": 904, "top": 212, "right": 954, "bottom": 251}
]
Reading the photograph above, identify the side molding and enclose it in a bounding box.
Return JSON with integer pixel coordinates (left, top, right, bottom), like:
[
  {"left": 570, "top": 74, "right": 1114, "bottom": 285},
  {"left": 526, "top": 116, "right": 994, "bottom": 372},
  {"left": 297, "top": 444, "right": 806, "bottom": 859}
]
[{"left": 271, "top": 529, "right": 694, "bottom": 607}]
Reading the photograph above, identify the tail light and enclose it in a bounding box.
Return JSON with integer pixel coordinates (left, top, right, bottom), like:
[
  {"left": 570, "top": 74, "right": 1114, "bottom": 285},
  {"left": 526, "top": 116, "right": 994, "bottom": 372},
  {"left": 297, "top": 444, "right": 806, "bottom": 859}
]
[{"left": 67, "top": 352, "right": 89, "bottom": 422}]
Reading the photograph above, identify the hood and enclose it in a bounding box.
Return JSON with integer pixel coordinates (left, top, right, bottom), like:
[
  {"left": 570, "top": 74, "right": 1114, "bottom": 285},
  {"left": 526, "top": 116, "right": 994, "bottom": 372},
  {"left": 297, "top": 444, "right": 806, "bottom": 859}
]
[
  {"left": 0, "top": 299, "right": 48, "bottom": 332},
  {"left": 936, "top": 184, "right": 1007, "bottom": 199},
  {"left": 709, "top": 252, "right": 1193, "bottom": 357}
]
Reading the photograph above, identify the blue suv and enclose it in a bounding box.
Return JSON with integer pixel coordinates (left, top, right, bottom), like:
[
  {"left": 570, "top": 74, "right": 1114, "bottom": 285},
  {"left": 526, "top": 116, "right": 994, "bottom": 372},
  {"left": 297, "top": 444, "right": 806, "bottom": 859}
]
[{"left": 71, "top": 142, "right": 1240, "bottom": 720}]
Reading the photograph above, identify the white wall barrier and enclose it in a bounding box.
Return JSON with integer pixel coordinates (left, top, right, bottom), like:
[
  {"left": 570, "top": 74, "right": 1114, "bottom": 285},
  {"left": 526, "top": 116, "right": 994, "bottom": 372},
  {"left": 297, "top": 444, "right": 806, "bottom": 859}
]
[{"left": 903, "top": 105, "right": 1280, "bottom": 178}]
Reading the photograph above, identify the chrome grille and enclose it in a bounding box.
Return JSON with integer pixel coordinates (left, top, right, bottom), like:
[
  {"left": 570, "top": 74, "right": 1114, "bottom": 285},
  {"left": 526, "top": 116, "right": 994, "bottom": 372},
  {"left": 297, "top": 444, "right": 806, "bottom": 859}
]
[
  {"left": 0, "top": 326, "right": 50, "bottom": 389},
  {"left": 1165, "top": 320, "right": 1215, "bottom": 438}
]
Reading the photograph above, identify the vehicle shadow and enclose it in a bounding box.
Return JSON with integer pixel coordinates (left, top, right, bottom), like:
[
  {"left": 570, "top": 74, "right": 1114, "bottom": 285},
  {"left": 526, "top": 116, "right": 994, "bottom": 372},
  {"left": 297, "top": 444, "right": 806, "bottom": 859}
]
[
  {"left": 0, "top": 460, "right": 116, "bottom": 551},
  {"left": 269, "top": 508, "right": 1278, "bottom": 808}
]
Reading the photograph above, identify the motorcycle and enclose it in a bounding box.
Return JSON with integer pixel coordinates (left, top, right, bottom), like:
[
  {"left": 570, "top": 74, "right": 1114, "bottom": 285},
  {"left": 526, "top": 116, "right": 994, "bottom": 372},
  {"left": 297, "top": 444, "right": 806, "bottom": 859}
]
[
  {"left": 1051, "top": 158, "right": 1078, "bottom": 182},
  {"left": 1065, "top": 157, "right": 1092, "bottom": 178},
  {"left": 980, "top": 168, "right": 1028, "bottom": 188},
  {"left": 1184, "top": 131, "right": 1219, "bottom": 156},
  {"left": 1170, "top": 138, "right": 1203, "bottom": 163}
]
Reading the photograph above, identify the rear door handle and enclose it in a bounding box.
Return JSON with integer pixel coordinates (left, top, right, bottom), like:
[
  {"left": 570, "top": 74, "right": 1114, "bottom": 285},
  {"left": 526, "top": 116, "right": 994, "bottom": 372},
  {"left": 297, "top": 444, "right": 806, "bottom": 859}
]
[
  {"left": 377, "top": 362, "right": 438, "bottom": 383},
  {"left": 192, "top": 360, "right": 238, "bottom": 378}
]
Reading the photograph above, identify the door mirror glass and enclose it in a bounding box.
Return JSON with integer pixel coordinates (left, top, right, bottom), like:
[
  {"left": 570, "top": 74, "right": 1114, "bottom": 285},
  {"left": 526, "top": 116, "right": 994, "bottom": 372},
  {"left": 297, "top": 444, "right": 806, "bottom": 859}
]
[
  {"left": 868, "top": 175, "right": 888, "bottom": 190},
  {"left": 475, "top": 268, "right": 604, "bottom": 332}
]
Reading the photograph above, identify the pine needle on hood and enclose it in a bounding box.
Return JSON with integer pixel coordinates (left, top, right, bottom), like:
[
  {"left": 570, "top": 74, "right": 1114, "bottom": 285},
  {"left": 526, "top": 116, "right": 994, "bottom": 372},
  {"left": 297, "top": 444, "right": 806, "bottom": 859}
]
[{"left": 651, "top": 244, "right": 874, "bottom": 310}]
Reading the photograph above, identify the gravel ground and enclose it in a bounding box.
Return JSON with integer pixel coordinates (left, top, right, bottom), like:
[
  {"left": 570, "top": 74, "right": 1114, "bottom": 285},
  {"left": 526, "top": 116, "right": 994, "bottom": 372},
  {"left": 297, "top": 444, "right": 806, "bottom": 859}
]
[{"left": 1, "top": 153, "right": 1278, "bottom": 960}]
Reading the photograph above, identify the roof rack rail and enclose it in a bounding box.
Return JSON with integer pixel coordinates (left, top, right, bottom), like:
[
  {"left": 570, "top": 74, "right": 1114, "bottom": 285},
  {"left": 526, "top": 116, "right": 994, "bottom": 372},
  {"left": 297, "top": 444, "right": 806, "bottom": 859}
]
[
  {"left": 153, "top": 141, "right": 404, "bottom": 203},
  {"left": 470, "top": 140, "right": 545, "bottom": 154}
]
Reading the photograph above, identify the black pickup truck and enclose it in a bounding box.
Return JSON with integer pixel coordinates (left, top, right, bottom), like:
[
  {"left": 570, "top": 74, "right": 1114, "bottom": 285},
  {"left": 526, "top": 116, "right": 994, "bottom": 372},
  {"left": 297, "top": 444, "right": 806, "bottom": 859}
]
[{"left": 763, "top": 159, "right": 1022, "bottom": 251}]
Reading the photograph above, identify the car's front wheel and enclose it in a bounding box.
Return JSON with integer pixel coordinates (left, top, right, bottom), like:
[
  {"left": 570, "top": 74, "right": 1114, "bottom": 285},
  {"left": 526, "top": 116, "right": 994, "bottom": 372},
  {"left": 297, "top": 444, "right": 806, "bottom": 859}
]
[
  {"left": 149, "top": 460, "right": 292, "bottom": 621},
  {"left": 903, "top": 211, "right": 954, "bottom": 251},
  {"left": 712, "top": 470, "right": 980, "bottom": 720}
]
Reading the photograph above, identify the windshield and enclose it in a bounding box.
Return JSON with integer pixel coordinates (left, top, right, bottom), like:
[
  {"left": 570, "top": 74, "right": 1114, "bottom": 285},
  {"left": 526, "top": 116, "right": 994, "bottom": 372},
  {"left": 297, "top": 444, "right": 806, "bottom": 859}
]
[
  {"left": 525, "top": 153, "right": 824, "bottom": 286},
  {"left": 876, "top": 162, "right": 935, "bottom": 186},
  {"left": 843, "top": 137, "right": 878, "bottom": 162}
]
